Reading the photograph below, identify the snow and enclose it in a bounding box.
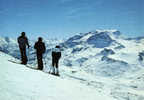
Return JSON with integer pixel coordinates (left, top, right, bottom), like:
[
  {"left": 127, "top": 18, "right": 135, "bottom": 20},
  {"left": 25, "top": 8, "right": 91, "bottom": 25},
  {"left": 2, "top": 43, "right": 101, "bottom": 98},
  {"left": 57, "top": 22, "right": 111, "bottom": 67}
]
[
  {"left": 1, "top": 30, "right": 144, "bottom": 100},
  {"left": 1, "top": 51, "right": 144, "bottom": 100},
  {"left": 0, "top": 52, "right": 115, "bottom": 100},
  {"left": 80, "top": 33, "right": 93, "bottom": 41}
]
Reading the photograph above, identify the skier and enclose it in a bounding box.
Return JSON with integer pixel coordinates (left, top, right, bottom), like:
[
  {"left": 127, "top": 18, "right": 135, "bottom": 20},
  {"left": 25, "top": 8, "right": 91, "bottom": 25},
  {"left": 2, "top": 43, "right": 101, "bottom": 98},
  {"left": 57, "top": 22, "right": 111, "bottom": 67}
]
[
  {"left": 34, "top": 37, "right": 46, "bottom": 70},
  {"left": 51, "top": 45, "right": 61, "bottom": 76},
  {"left": 17, "top": 32, "right": 30, "bottom": 65}
]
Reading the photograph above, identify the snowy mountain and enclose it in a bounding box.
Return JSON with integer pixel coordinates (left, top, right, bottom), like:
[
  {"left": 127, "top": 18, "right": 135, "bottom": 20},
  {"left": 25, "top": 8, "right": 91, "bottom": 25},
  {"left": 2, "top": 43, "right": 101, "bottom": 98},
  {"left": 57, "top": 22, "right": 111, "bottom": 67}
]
[
  {"left": 0, "top": 30, "right": 144, "bottom": 100},
  {"left": 0, "top": 37, "right": 19, "bottom": 57},
  {"left": 0, "top": 30, "right": 144, "bottom": 76},
  {"left": 61, "top": 30, "right": 121, "bottom": 48},
  {"left": 59, "top": 30, "right": 144, "bottom": 77}
]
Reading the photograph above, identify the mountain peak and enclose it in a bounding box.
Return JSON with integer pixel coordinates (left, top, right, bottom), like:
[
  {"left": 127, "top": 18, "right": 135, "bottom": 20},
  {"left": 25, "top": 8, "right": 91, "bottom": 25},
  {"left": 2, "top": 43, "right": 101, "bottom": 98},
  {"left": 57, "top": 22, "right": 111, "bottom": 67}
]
[
  {"left": 63, "top": 30, "right": 121, "bottom": 48},
  {"left": 95, "top": 29, "right": 118, "bottom": 33}
]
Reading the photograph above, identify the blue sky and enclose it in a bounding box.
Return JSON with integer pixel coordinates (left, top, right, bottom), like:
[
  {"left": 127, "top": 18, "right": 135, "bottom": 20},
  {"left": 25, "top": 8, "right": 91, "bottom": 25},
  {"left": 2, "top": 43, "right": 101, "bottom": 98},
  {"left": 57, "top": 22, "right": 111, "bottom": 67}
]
[{"left": 0, "top": 0, "right": 143, "bottom": 39}]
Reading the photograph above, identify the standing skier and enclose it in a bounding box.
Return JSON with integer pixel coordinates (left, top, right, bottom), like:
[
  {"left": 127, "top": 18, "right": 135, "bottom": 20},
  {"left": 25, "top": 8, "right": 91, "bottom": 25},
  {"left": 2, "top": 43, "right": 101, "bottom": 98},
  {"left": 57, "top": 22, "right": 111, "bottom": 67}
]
[
  {"left": 51, "top": 45, "right": 61, "bottom": 76},
  {"left": 17, "top": 32, "right": 30, "bottom": 65},
  {"left": 34, "top": 37, "right": 46, "bottom": 70}
]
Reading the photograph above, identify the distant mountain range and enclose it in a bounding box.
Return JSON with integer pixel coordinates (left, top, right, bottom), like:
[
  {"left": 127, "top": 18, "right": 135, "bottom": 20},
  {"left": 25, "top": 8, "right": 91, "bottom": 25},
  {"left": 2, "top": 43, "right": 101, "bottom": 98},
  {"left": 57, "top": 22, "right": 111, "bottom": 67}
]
[{"left": 0, "top": 30, "right": 144, "bottom": 77}]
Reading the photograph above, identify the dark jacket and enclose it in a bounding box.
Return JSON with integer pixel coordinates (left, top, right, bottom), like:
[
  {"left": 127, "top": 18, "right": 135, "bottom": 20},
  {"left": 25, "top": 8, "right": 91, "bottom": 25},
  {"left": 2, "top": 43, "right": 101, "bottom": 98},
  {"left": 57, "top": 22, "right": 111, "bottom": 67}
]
[
  {"left": 52, "top": 48, "right": 61, "bottom": 60},
  {"left": 17, "top": 36, "right": 29, "bottom": 48},
  {"left": 34, "top": 41, "right": 46, "bottom": 54}
]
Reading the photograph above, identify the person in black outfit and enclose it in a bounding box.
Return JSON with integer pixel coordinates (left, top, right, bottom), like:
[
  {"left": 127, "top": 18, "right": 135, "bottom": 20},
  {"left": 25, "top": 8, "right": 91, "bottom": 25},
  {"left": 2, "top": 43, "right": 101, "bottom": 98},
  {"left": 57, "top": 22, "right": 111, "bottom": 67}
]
[
  {"left": 17, "top": 32, "right": 30, "bottom": 65},
  {"left": 51, "top": 45, "right": 61, "bottom": 76},
  {"left": 34, "top": 37, "right": 46, "bottom": 70}
]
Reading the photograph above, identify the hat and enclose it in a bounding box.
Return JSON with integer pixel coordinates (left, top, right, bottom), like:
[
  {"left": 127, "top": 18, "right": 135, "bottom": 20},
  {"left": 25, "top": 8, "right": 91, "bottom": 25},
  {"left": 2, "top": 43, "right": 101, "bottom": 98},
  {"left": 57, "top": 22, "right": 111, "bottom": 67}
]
[
  {"left": 21, "top": 32, "right": 25, "bottom": 36},
  {"left": 55, "top": 45, "right": 60, "bottom": 48},
  {"left": 38, "top": 37, "right": 43, "bottom": 41}
]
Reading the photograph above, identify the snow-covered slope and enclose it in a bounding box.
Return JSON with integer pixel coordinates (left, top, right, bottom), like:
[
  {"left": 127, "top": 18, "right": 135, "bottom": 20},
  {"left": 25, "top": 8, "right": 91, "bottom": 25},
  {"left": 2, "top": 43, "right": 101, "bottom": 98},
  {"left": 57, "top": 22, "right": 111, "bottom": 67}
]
[
  {"left": 1, "top": 50, "right": 144, "bottom": 100},
  {"left": 0, "top": 52, "right": 116, "bottom": 100}
]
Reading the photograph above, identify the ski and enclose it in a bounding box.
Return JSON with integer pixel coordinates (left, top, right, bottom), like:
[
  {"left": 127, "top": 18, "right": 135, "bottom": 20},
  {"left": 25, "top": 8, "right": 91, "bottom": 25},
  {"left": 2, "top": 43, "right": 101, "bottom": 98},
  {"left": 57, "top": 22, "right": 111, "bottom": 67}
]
[{"left": 8, "top": 60, "right": 38, "bottom": 70}]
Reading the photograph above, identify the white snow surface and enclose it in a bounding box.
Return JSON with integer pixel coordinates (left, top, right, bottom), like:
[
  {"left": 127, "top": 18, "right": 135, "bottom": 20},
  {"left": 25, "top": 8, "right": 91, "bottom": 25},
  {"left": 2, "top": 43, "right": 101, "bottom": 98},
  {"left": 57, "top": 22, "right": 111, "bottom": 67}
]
[
  {"left": 1, "top": 51, "right": 144, "bottom": 100},
  {"left": 0, "top": 52, "right": 115, "bottom": 100}
]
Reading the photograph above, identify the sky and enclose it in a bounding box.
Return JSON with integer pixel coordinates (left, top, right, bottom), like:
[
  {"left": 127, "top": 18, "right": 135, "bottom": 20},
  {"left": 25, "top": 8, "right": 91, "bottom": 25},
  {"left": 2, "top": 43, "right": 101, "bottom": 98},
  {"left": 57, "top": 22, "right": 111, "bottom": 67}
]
[{"left": 0, "top": 0, "right": 143, "bottom": 39}]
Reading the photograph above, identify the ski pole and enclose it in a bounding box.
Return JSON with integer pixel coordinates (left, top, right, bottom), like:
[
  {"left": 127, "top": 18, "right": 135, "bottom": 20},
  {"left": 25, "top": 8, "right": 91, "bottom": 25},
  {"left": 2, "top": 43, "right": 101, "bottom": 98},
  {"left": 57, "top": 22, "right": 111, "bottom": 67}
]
[
  {"left": 27, "top": 47, "right": 30, "bottom": 64},
  {"left": 43, "top": 53, "right": 47, "bottom": 69}
]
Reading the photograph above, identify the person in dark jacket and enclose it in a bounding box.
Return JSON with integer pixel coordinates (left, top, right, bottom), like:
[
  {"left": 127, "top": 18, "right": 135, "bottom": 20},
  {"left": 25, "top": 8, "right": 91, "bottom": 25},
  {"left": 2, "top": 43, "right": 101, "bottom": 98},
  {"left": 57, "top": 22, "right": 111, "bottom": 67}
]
[
  {"left": 34, "top": 37, "right": 46, "bottom": 70},
  {"left": 17, "top": 32, "right": 30, "bottom": 65},
  {"left": 51, "top": 45, "right": 61, "bottom": 76}
]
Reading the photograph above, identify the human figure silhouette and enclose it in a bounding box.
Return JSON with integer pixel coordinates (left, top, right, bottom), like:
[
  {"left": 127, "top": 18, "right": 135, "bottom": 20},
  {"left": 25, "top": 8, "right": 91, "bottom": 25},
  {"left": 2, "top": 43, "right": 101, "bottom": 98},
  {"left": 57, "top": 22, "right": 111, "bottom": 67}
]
[
  {"left": 17, "top": 32, "right": 30, "bottom": 65},
  {"left": 51, "top": 45, "right": 61, "bottom": 76},
  {"left": 34, "top": 37, "right": 46, "bottom": 70}
]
